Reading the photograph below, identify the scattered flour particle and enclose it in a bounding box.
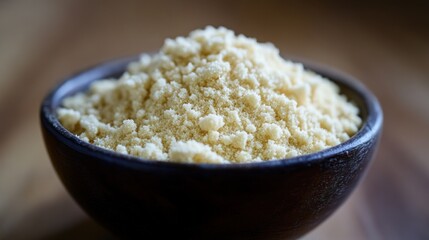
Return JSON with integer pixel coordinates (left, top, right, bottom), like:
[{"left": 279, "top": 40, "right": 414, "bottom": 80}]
[
  {"left": 231, "top": 131, "right": 248, "bottom": 149},
  {"left": 208, "top": 131, "right": 220, "bottom": 143},
  {"left": 57, "top": 108, "right": 81, "bottom": 130},
  {"left": 237, "top": 151, "right": 252, "bottom": 162},
  {"left": 244, "top": 92, "right": 261, "bottom": 109},
  {"left": 245, "top": 123, "right": 257, "bottom": 133},
  {"left": 198, "top": 114, "right": 225, "bottom": 131},
  {"left": 169, "top": 140, "right": 226, "bottom": 164},
  {"left": 262, "top": 123, "right": 283, "bottom": 140},
  {"left": 116, "top": 145, "right": 128, "bottom": 154},
  {"left": 133, "top": 144, "right": 167, "bottom": 160},
  {"left": 119, "top": 119, "right": 137, "bottom": 135}
]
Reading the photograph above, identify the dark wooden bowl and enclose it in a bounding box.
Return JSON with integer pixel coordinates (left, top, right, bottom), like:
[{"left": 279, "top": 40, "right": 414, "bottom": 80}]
[{"left": 40, "top": 56, "right": 382, "bottom": 240}]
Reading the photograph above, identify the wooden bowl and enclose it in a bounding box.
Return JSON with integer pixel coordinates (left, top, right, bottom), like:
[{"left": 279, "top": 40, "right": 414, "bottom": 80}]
[{"left": 40, "top": 57, "right": 382, "bottom": 239}]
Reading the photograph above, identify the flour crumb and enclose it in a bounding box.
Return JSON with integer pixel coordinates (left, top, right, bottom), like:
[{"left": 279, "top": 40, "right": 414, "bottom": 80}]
[{"left": 199, "top": 114, "right": 225, "bottom": 132}]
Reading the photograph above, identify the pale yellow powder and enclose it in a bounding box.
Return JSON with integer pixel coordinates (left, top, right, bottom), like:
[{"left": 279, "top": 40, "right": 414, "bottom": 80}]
[{"left": 57, "top": 26, "right": 362, "bottom": 164}]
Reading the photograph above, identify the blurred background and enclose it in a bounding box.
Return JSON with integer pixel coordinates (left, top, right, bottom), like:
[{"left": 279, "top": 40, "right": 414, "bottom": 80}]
[{"left": 0, "top": 0, "right": 428, "bottom": 239}]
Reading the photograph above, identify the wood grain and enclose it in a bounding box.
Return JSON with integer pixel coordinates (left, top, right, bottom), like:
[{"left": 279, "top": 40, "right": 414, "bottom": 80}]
[{"left": 0, "top": 0, "right": 428, "bottom": 239}]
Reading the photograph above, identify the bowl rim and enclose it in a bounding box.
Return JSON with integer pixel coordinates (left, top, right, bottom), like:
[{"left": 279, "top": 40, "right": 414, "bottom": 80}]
[{"left": 40, "top": 56, "right": 383, "bottom": 171}]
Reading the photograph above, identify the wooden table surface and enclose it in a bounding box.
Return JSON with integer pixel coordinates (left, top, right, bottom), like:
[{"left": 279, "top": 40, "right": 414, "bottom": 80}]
[{"left": 1, "top": 0, "right": 428, "bottom": 239}]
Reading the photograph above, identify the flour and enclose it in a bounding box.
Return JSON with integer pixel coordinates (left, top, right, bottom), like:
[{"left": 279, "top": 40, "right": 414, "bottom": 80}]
[{"left": 58, "top": 26, "right": 361, "bottom": 163}]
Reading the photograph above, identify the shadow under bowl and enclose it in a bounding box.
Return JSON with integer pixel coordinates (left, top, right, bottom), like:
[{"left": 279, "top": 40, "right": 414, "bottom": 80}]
[{"left": 40, "top": 56, "right": 382, "bottom": 240}]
